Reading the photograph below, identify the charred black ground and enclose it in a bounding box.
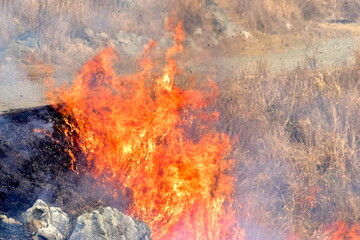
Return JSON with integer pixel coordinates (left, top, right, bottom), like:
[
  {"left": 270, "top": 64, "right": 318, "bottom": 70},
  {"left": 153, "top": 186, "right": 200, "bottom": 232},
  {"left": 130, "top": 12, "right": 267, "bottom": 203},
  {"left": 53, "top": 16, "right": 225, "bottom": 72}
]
[{"left": 0, "top": 106, "right": 127, "bottom": 226}]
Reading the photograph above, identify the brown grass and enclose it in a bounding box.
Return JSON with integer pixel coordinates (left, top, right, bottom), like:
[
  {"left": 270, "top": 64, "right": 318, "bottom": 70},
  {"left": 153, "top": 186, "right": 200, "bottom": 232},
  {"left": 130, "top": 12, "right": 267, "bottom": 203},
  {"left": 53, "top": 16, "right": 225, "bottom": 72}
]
[
  {"left": 1, "top": 0, "right": 359, "bottom": 49},
  {"left": 217, "top": 53, "right": 360, "bottom": 239},
  {"left": 218, "top": 0, "right": 360, "bottom": 33}
]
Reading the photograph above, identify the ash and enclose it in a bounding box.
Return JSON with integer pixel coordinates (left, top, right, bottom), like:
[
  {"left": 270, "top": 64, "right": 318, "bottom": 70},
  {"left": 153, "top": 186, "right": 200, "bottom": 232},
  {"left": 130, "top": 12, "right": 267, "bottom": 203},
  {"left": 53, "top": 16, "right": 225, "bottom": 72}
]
[{"left": 0, "top": 106, "right": 133, "bottom": 239}]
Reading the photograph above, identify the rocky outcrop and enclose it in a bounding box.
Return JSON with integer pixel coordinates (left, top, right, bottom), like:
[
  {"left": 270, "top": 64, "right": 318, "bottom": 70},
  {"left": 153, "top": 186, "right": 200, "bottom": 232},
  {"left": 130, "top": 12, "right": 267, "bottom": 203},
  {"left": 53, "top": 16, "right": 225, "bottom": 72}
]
[
  {"left": 24, "top": 199, "right": 70, "bottom": 240},
  {"left": 71, "top": 28, "right": 149, "bottom": 58},
  {"left": 21, "top": 199, "right": 151, "bottom": 240},
  {"left": 69, "top": 207, "right": 151, "bottom": 240}
]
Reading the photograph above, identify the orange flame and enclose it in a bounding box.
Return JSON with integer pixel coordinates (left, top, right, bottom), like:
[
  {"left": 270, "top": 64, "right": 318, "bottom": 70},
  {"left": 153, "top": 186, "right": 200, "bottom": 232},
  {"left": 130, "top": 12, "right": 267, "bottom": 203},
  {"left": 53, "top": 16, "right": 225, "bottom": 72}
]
[
  {"left": 324, "top": 221, "right": 360, "bottom": 240},
  {"left": 51, "top": 22, "right": 244, "bottom": 239}
]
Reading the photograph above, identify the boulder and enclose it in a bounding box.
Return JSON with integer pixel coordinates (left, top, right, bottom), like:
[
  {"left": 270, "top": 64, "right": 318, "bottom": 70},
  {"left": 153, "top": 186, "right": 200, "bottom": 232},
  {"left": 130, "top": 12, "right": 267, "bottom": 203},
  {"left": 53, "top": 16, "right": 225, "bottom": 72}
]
[
  {"left": 69, "top": 206, "right": 151, "bottom": 240},
  {"left": 24, "top": 199, "right": 70, "bottom": 240}
]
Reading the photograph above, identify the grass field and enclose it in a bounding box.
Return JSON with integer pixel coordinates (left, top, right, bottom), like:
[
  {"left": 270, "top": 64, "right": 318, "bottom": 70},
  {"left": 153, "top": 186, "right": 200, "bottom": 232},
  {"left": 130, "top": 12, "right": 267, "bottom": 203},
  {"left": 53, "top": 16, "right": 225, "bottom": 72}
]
[{"left": 217, "top": 55, "right": 360, "bottom": 239}]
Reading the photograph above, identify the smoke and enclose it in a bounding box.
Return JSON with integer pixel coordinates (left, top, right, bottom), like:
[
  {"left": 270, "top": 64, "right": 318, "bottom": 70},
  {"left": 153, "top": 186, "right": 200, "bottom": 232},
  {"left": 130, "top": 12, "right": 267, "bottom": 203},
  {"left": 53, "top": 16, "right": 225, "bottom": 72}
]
[
  {"left": 0, "top": 0, "right": 211, "bottom": 112},
  {"left": 0, "top": 1, "right": 199, "bottom": 107},
  {"left": 0, "top": 58, "right": 45, "bottom": 112}
]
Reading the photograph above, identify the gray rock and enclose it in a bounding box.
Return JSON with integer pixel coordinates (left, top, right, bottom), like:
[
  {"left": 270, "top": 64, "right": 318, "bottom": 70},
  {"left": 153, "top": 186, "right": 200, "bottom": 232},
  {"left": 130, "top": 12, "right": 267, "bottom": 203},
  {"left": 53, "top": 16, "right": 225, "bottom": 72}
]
[
  {"left": 206, "top": 3, "right": 251, "bottom": 39},
  {"left": 69, "top": 206, "right": 151, "bottom": 240},
  {"left": 115, "top": 31, "right": 149, "bottom": 57},
  {"left": 24, "top": 199, "right": 70, "bottom": 240},
  {"left": 73, "top": 28, "right": 96, "bottom": 45}
]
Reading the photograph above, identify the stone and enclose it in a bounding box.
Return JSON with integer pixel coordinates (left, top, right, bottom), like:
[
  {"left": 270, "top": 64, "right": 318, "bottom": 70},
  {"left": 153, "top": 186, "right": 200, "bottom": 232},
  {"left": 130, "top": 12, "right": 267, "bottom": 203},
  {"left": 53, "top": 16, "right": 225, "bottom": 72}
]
[
  {"left": 241, "top": 30, "right": 252, "bottom": 40},
  {"left": 73, "top": 28, "right": 96, "bottom": 46},
  {"left": 24, "top": 199, "right": 70, "bottom": 240},
  {"left": 0, "top": 214, "right": 22, "bottom": 225},
  {"left": 69, "top": 206, "right": 151, "bottom": 240},
  {"left": 115, "top": 31, "right": 149, "bottom": 57},
  {"left": 206, "top": 3, "right": 251, "bottom": 39},
  {"left": 193, "top": 27, "right": 203, "bottom": 36},
  {"left": 286, "top": 22, "right": 293, "bottom": 31}
]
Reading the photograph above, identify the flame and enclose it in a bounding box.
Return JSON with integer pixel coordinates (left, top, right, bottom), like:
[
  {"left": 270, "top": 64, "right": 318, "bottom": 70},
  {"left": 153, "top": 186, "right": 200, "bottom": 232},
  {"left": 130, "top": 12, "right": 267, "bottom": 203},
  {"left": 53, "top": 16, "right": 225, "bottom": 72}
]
[
  {"left": 324, "top": 221, "right": 360, "bottom": 240},
  {"left": 50, "top": 22, "right": 244, "bottom": 239}
]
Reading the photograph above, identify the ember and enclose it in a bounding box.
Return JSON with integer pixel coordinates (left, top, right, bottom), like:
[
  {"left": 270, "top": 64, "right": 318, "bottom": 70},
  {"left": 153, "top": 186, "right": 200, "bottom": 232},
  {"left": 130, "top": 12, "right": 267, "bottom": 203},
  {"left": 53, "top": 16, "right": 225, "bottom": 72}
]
[{"left": 50, "top": 22, "right": 244, "bottom": 239}]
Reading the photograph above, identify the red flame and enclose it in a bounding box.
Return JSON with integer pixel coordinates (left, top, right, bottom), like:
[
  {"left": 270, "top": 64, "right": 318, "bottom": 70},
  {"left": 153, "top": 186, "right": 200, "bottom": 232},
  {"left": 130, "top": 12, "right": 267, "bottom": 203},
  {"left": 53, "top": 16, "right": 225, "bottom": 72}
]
[{"left": 50, "top": 22, "right": 244, "bottom": 239}]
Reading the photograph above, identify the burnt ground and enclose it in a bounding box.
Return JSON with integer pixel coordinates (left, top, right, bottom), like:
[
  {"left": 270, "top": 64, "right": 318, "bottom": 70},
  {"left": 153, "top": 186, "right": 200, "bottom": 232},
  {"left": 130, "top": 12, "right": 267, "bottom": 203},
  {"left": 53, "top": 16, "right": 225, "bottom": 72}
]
[{"left": 0, "top": 105, "right": 127, "bottom": 239}]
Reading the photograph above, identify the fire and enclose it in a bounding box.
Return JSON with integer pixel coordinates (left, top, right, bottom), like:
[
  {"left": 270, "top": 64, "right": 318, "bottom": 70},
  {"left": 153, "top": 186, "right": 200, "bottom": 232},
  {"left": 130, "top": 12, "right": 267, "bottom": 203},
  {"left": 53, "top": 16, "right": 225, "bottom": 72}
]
[
  {"left": 324, "top": 221, "right": 360, "bottom": 240},
  {"left": 50, "top": 22, "right": 244, "bottom": 239}
]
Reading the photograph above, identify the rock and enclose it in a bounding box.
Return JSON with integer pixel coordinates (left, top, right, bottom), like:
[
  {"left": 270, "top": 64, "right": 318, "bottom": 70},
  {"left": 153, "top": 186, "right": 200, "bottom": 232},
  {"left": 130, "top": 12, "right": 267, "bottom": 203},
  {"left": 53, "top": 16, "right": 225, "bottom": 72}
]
[
  {"left": 286, "top": 22, "right": 293, "bottom": 31},
  {"left": 241, "top": 30, "right": 252, "bottom": 40},
  {"left": 69, "top": 206, "right": 151, "bottom": 240},
  {"left": 115, "top": 31, "right": 149, "bottom": 57},
  {"left": 84, "top": 29, "right": 95, "bottom": 39},
  {"left": 24, "top": 199, "right": 70, "bottom": 240},
  {"left": 4, "top": 197, "right": 152, "bottom": 240},
  {"left": 73, "top": 28, "right": 96, "bottom": 46},
  {"left": 193, "top": 27, "right": 203, "bottom": 36},
  {"left": 206, "top": 2, "right": 251, "bottom": 39},
  {"left": 0, "top": 214, "right": 22, "bottom": 225}
]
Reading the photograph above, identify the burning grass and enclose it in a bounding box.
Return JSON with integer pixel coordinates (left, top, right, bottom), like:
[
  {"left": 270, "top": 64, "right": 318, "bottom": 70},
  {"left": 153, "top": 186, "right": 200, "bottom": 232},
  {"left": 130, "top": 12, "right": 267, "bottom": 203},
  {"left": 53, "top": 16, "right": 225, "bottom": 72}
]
[
  {"left": 48, "top": 22, "right": 245, "bottom": 239},
  {"left": 43, "top": 21, "right": 360, "bottom": 238}
]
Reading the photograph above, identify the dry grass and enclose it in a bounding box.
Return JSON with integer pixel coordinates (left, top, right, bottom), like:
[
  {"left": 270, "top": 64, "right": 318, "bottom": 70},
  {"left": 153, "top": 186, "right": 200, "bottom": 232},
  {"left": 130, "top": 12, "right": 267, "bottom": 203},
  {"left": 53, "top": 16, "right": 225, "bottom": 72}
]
[
  {"left": 218, "top": 0, "right": 360, "bottom": 33},
  {"left": 0, "top": 0, "right": 170, "bottom": 50},
  {"left": 0, "top": 0, "right": 358, "bottom": 68},
  {"left": 217, "top": 54, "right": 360, "bottom": 239},
  {"left": 1, "top": 0, "right": 359, "bottom": 49}
]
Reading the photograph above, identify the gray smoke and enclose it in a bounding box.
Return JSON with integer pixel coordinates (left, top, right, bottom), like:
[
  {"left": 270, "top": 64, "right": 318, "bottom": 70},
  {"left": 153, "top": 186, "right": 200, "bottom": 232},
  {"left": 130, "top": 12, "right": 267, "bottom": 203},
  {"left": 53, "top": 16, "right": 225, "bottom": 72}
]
[{"left": 0, "top": 57, "right": 45, "bottom": 112}]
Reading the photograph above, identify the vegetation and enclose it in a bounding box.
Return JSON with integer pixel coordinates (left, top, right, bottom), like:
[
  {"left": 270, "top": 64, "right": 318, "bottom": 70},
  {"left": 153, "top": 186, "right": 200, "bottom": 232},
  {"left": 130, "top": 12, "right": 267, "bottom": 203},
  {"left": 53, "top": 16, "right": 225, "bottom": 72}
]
[
  {"left": 217, "top": 56, "right": 360, "bottom": 239},
  {"left": 218, "top": 0, "right": 360, "bottom": 33},
  {"left": 1, "top": 0, "right": 359, "bottom": 49}
]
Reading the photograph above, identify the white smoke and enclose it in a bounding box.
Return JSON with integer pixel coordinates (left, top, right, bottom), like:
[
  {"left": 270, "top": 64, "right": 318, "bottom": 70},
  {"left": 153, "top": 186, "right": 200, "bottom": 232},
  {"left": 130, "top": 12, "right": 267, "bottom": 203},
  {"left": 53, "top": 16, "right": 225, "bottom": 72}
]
[{"left": 0, "top": 57, "right": 45, "bottom": 112}]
